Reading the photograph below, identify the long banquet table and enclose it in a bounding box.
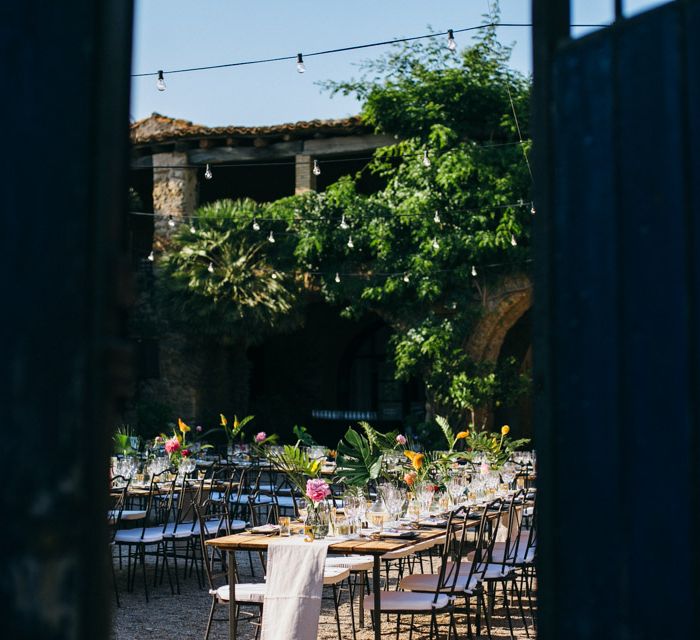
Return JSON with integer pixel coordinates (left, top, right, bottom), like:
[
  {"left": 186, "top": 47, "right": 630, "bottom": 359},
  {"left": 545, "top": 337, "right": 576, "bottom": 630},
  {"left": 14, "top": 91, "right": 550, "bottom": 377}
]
[{"left": 207, "top": 528, "right": 447, "bottom": 640}]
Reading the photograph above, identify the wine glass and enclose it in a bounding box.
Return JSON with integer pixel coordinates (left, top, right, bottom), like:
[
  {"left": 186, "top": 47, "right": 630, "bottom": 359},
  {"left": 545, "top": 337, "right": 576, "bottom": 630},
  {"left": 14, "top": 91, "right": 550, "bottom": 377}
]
[{"left": 367, "top": 500, "right": 388, "bottom": 534}]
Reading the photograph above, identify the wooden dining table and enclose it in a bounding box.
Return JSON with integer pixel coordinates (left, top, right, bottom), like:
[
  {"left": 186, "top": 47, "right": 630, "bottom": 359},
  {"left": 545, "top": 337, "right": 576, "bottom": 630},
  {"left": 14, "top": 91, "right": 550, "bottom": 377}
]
[{"left": 206, "top": 528, "right": 447, "bottom": 640}]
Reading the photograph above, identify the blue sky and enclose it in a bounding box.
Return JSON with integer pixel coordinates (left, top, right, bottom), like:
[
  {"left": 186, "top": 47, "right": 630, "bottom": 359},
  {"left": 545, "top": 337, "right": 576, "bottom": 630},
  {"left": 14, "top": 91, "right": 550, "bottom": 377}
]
[{"left": 131, "top": 0, "right": 670, "bottom": 126}]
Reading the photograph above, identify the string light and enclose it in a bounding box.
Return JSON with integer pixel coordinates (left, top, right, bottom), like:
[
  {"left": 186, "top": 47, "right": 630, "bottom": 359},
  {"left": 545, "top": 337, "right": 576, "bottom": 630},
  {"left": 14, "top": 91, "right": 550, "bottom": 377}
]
[
  {"left": 433, "top": 211, "right": 441, "bottom": 223},
  {"left": 156, "top": 70, "right": 166, "bottom": 91},
  {"left": 471, "top": 265, "right": 477, "bottom": 277},
  {"left": 313, "top": 159, "right": 321, "bottom": 176},
  {"left": 271, "top": 272, "right": 278, "bottom": 279},
  {"left": 167, "top": 215, "right": 176, "bottom": 228},
  {"left": 268, "top": 230, "right": 275, "bottom": 243},
  {"left": 422, "top": 150, "right": 431, "bottom": 168},
  {"left": 339, "top": 214, "right": 349, "bottom": 230},
  {"left": 252, "top": 218, "right": 260, "bottom": 231},
  {"left": 147, "top": 251, "right": 154, "bottom": 262},
  {"left": 347, "top": 236, "right": 354, "bottom": 249},
  {"left": 510, "top": 234, "right": 518, "bottom": 247},
  {"left": 432, "top": 237, "right": 439, "bottom": 251},
  {"left": 204, "top": 164, "right": 213, "bottom": 180},
  {"left": 403, "top": 273, "right": 410, "bottom": 283},
  {"left": 133, "top": 23, "right": 609, "bottom": 80},
  {"left": 531, "top": 204, "right": 536, "bottom": 215},
  {"left": 207, "top": 262, "right": 214, "bottom": 273},
  {"left": 447, "top": 29, "right": 457, "bottom": 52},
  {"left": 334, "top": 272, "right": 341, "bottom": 283},
  {"left": 296, "top": 53, "right": 306, "bottom": 73}
]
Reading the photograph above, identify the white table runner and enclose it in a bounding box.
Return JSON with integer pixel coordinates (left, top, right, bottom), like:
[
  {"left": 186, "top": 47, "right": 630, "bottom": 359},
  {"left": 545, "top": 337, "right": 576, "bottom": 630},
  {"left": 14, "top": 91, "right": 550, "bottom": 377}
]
[{"left": 260, "top": 537, "right": 331, "bottom": 640}]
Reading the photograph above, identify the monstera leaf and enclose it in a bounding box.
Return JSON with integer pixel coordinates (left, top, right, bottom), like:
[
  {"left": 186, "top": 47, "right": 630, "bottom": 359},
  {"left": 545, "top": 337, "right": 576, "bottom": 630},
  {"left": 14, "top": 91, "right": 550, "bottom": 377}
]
[{"left": 336, "top": 427, "right": 384, "bottom": 487}]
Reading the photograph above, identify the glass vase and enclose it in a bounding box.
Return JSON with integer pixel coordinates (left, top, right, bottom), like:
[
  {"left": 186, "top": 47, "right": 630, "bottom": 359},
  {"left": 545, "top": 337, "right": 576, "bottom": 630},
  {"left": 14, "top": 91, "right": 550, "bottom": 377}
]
[{"left": 307, "top": 501, "right": 329, "bottom": 539}]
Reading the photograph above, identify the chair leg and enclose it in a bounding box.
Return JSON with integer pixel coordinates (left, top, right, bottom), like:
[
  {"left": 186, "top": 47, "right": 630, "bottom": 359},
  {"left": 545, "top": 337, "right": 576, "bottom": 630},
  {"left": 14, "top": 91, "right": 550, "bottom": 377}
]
[
  {"left": 332, "top": 583, "right": 342, "bottom": 640},
  {"left": 204, "top": 599, "right": 216, "bottom": 640},
  {"left": 512, "top": 577, "right": 530, "bottom": 637},
  {"left": 501, "top": 580, "right": 515, "bottom": 639},
  {"left": 139, "top": 544, "right": 149, "bottom": 603}
]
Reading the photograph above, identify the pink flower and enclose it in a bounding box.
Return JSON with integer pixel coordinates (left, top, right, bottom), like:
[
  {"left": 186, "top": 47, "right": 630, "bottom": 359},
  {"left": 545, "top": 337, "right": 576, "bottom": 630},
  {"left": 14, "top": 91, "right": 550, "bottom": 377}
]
[
  {"left": 480, "top": 462, "right": 491, "bottom": 475},
  {"left": 181, "top": 449, "right": 191, "bottom": 458},
  {"left": 164, "top": 437, "right": 181, "bottom": 454},
  {"left": 196, "top": 425, "right": 203, "bottom": 433},
  {"left": 254, "top": 431, "right": 267, "bottom": 443},
  {"left": 306, "top": 478, "right": 331, "bottom": 504},
  {"left": 396, "top": 434, "right": 407, "bottom": 446}
]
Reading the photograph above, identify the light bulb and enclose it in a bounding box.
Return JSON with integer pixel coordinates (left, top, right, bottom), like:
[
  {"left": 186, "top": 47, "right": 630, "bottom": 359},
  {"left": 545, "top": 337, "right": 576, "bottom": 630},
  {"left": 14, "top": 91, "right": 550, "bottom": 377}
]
[
  {"left": 511, "top": 234, "right": 518, "bottom": 247},
  {"left": 434, "top": 211, "right": 441, "bottom": 223},
  {"left": 271, "top": 272, "right": 278, "bottom": 280},
  {"left": 268, "top": 230, "right": 275, "bottom": 243},
  {"left": 403, "top": 273, "right": 410, "bottom": 283},
  {"left": 189, "top": 224, "right": 196, "bottom": 233},
  {"left": 207, "top": 262, "right": 214, "bottom": 273},
  {"left": 531, "top": 204, "right": 536, "bottom": 215},
  {"left": 471, "top": 265, "right": 477, "bottom": 277},
  {"left": 156, "top": 70, "right": 166, "bottom": 91},
  {"left": 422, "top": 149, "right": 431, "bottom": 167},
  {"left": 313, "top": 159, "right": 321, "bottom": 176},
  {"left": 432, "top": 237, "right": 439, "bottom": 251},
  {"left": 204, "top": 164, "right": 213, "bottom": 180},
  {"left": 447, "top": 29, "right": 457, "bottom": 52},
  {"left": 296, "top": 53, "right": 306, "bottom": 73},
  {"left": 347, "top": 236, "right": 354, "bottom": 249},
  {"left": 252, "top": 218, "right": 260, "bottom": 231},
  {"left": 340, "top": 214, "right": 349, "bottom": 230},
  {"left": 167, "top": 215, "right": 175, "bottom": 228},
  {"left": 147, "top": 251, "right": 154, "bottom": 262},
  {"left": 334, "top": 272, "right": 341, "bottom": 283}
]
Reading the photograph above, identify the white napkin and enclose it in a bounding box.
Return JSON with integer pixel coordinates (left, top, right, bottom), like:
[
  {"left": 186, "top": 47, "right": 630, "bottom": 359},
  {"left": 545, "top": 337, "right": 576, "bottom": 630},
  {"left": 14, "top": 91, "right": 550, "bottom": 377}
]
[{"left": 260, "top": 538, "right": 329, "bottom": 640}]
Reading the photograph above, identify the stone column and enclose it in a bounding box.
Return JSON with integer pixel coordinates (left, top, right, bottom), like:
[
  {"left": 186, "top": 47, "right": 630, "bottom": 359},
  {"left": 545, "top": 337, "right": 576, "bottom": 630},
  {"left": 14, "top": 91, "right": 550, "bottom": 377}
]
[
  {"left": 152, "top": 151, "right": 197, "bottom": 248},
  {"left": 295, "top": 154, "right": 317, "bottom": 194}
]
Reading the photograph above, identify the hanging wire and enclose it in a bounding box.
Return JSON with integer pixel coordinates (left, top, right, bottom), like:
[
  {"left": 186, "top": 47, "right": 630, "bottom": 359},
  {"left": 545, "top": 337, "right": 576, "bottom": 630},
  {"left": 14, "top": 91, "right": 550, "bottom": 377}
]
[{"left": 131, "top": 22, "right": 610, "bottom": 78}]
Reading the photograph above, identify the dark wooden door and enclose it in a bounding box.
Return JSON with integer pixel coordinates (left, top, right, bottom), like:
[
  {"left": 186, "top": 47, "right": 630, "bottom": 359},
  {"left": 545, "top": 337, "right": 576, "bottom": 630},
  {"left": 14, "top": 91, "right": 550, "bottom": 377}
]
[{"left": 533, "top": 1, "right": 700, "bottom": 637}]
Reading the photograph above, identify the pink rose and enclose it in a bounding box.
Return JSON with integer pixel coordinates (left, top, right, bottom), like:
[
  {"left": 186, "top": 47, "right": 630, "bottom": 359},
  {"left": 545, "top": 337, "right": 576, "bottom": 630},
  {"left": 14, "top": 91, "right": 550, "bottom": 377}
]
[
  {"left": 254, "top": 431, "right": 267, "bottom": 443},
  {"left": 164, "top": 437, "right": 181, "bottom": 454},
  {"left": 396, "top": 434, "right": 407, "bottom": 446},
  {"left": 306, "top": 478, "right": 331, "bottom": 503}
]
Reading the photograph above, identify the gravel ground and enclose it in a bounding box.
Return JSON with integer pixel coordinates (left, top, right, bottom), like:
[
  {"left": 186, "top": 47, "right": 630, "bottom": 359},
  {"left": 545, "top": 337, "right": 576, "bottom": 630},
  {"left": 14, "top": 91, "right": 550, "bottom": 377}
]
[{"left": 111, "top": 546, "right": 535, "bottom": 640}]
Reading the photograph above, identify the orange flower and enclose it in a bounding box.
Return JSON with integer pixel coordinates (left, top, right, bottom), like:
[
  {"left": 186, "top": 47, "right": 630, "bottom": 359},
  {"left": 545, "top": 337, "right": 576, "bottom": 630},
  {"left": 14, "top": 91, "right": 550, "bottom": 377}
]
[
  {"left": 404, "top": 450, "right": 418, "bottom": 463},
  {"left": 404, "top": 471, "right": 417, "bottom": 486},
  {"left": 455, "top": 431, "right": 469, "bottom": 440},
  {"left": 178, "top": 418, "right": 191, "bottom": 434},
  {"left": 220, "top": 413, "right": 227, "bottom": 427},
  {"left": 412, "top": 453, "right": 425, "bottom": 471},
  {"left": 501, "top": 425, "right": 510, "bottom": 436}
]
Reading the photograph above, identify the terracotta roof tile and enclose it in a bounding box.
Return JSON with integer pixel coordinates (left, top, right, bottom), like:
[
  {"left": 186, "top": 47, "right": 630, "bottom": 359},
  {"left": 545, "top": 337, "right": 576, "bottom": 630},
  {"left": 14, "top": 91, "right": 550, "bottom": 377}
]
[{"left": 130, "top": 113, "right": 368, "bottom": 145}]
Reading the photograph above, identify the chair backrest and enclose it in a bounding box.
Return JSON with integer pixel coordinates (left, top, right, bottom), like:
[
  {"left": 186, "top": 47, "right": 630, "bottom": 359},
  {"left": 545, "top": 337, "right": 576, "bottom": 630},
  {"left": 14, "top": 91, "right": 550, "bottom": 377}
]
[
  {"left": 471, "top": 497, "right": 505, "bottom": 574},
  {"left": 499, "top": 488, "right": 527, "bottom": 565},
  {"left": 433, "top": 505, "right": 473, "bottom": 600},
  {"left": 109, "top": 475, "right": 131, "bottom": 540},
  {"left": 143, "top": 467, "right": 178, "bottom": 535},
  {"left": 194, "top": 499, "right": 230, "bottom": 592}
]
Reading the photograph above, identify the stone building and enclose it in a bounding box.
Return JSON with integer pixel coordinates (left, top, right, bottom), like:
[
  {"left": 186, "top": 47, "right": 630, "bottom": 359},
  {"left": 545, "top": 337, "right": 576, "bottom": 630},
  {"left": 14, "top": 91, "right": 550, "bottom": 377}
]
[{"left": 127, "top": 113, "right": 532, "bottom": 442}]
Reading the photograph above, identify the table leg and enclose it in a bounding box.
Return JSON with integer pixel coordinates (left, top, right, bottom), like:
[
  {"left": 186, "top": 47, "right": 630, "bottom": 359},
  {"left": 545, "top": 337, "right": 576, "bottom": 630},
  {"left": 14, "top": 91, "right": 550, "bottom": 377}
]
[
  {"left": 228, "top": 550, "right": 237, "bottom": 640},
  {"left": 373, "top": 555, "right": 381, "bottom": 640}
]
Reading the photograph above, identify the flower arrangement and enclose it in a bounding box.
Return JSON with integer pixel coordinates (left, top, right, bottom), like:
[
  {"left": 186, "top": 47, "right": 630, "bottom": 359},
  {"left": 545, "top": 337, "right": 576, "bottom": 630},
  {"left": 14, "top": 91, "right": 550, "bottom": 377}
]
[
  {"left": 306, "top": 478, "right": 331, "bottom": 504},
  {"left": 465, "top": 423, "right": 529, "bottom": 468},
  {"left": 158, "top": 417, "right": 213, "bottom": 467},
  {"left": 220, "top": 413, "right": 255, "bottom": 444}
]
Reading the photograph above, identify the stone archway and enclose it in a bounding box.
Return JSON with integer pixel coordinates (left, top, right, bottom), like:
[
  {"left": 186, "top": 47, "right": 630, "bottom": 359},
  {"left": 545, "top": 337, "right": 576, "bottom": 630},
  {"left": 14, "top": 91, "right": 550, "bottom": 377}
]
[
  {"left": 466, "top": 274, "right": 533, "bottom": 364},
  {"left": 465, "top": 274, "right": 533, "bottom": 427}
]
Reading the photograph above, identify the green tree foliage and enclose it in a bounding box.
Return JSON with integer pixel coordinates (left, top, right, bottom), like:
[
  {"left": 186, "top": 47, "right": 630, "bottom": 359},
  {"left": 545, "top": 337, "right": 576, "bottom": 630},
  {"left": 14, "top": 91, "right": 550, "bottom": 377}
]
[
  {"left": 159, "top": 199, "right": 303, "bottom": 342},
  {"left": 157, "top": 26, "right": 532, "bottom": 425}
]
